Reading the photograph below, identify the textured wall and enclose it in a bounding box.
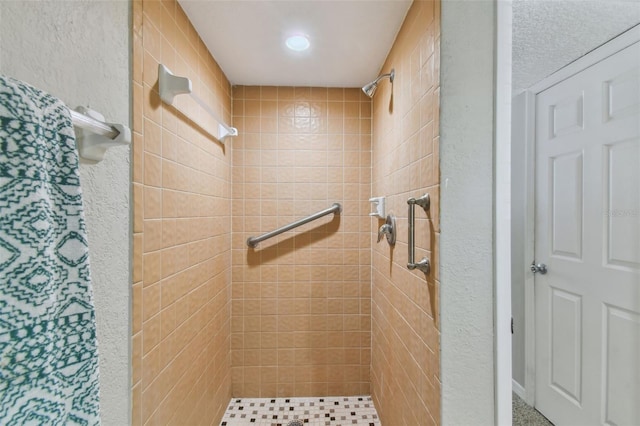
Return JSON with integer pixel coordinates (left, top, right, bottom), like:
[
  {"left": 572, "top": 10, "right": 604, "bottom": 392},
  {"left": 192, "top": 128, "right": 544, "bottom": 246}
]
[
  {"left": 511, "top": 92, "right": 527, "bottom": 389},
  {"left": 440, "top": 0, "right": 496, "bottom": 423},
  {"left": 131, "top": 0, "right": 233, "bottom": 424},
  {"left": 0, "top": 2, "right": 131, "bottom": 425},
  {"left": 369, "top": 1, "right": 441, "bottom": 424},
  {"left": 231, "top": 86, "right": 372, "bottom": 397}
]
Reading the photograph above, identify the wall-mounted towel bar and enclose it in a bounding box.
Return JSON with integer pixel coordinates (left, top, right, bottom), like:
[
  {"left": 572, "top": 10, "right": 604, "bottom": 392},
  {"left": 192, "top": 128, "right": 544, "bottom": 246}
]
[
  {"left": 71, "top": 109, "right": 118, "bottom": 138},
  {"left": 247, "top": 203, "right": 342, "bottom": 248},
  {"left": 158, "top": 64, "right": 238, "bottom": 143},
  {"left": 72, "top": 107, "right": 131, "bottom": 162},
  {"left": 407, "top": 194, "right": 431, "bottom": 274}
]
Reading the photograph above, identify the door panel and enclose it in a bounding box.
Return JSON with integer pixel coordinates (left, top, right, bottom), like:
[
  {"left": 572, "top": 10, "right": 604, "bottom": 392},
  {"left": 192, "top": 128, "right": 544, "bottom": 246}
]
[
  {"left": 603, "top": 305, "right": 640, "bottom": 426},
  {"left": 603, "top": 67, "right": 639, "bottom": 122},
  {"left": 550, "top": 152, "right": 583, "bottom": 259},
  {"left": 549, "top": 93, "right": 584, "bottom": 138},
  {"left": 535, "top": 41, "right": 640, "bottom": 425},
  {"left": 604, "top": 139, "right": 640, "bottom": 269},
  {"left": 550, "top": 287, "right": 582, "bottom": 404}
]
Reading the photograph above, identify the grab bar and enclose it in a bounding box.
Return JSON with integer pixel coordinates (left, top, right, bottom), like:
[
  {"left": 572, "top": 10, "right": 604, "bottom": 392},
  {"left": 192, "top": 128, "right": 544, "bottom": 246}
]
[
  {"left": 407, "top": 194, "right": 431, "bottom": 274},
  {"left": 247, "top": 203, "right": 342, "bottom": 248}
]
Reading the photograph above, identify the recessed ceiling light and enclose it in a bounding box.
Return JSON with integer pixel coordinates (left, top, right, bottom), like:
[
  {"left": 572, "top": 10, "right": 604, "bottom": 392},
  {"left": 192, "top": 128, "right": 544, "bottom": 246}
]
[{"left": 285, "top": 34, "right": 310, "bottom": 52}]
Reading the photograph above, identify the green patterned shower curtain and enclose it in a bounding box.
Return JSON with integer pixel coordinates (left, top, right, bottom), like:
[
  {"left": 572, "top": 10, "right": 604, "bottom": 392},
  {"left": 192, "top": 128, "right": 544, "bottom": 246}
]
[{"left": 0, "top": 75, "right": 100, "bottom": 425}]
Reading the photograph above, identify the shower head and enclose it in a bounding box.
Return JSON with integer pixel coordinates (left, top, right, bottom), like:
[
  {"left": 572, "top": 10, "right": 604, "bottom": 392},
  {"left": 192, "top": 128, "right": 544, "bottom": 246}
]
[
  {"left": 361, "top": 81, "right": 379, "bottom": 98},
  {"left": 362, "top": 69, "right": 395, "bottom": 98}
]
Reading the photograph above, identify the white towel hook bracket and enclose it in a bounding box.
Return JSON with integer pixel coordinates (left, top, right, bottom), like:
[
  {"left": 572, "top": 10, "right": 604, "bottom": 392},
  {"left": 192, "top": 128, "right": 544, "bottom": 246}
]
[
  {"left": 158, "top": 65, "right": 191, "bottom": 105},
  {"left": 73, "top": 106, "right": 131, "bottom": 163}
]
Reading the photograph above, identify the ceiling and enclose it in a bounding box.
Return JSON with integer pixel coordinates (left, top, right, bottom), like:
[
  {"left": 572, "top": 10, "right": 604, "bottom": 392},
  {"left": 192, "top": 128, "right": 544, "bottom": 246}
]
[
  {"left": 512, "top": 0, "right": 640, "bottom": 93},
  {"left": 178, "top": 0, "right": 413, "bottom": 88},
  {"left": 179, "top": 0, "right": 640, "bottom": 91}
]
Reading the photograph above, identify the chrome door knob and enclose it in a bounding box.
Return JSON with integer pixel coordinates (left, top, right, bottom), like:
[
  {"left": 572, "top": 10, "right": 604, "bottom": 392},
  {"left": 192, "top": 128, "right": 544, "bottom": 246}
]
[{"left": 531, "top": 262, "right": 547, "bottom": 274}]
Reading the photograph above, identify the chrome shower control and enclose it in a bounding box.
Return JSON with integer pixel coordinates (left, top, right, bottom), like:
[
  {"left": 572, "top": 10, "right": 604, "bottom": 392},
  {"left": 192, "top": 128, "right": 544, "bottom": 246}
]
[{"left": 377, "top": 214, "right": 396, "bottom": 245}]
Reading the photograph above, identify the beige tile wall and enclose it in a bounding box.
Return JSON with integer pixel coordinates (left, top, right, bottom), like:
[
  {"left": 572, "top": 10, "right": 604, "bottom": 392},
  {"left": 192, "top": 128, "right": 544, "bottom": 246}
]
[
  {"left": 131, "top": 0, "right": 441, "bottom": 422},
  {"left": 131, "top": 0, "right": 232, "bottom": 424},
  {"left": 370, "top": 1, "right": 441, "bottom": 424},
  {"left": 230, "top": 87, "right": 372, "bottom": 397}
]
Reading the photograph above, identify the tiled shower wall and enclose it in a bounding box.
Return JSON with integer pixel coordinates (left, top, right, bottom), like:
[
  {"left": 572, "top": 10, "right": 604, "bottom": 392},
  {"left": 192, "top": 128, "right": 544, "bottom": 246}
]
[
  {"left": 231, "top": 87, "right": 373, "bottom": 397},
  {"left": 370, "top": 1, "right": 441, "bottom": 425},
  {"left": 131, "top": 0, "right": 232, "bottom": 424},
  {"left": 131, "top": 0, "right": 442, "bottom": 423}
]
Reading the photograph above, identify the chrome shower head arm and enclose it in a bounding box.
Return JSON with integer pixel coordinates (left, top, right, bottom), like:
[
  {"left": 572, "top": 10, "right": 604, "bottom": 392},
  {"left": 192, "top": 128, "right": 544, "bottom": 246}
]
[{"left": 372, "top": 69, "right": 395, "bottom": 85}]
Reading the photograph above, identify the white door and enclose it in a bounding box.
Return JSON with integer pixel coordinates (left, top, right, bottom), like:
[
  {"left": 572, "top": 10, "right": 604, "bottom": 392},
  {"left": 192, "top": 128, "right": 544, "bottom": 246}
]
[{"left": 534, "top": 41, "right": 640, "bottom": 425}]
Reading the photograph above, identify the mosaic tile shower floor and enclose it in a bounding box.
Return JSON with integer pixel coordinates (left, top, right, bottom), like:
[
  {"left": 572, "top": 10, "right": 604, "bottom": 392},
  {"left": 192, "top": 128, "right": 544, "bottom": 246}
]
[{"left": 220, "top": 396, "right": 381, "bottom": 426}]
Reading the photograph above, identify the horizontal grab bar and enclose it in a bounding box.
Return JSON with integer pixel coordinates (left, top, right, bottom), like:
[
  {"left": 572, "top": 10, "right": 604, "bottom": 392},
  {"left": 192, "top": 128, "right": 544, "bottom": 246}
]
[{"left": 247, "top": 203, "right": 342, "bottom": 248}]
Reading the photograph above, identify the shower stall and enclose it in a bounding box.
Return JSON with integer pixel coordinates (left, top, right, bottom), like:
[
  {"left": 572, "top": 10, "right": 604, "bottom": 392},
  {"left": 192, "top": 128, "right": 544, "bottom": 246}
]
[{"left": 128, "top": 0, "right": 441, "bottom": 424}]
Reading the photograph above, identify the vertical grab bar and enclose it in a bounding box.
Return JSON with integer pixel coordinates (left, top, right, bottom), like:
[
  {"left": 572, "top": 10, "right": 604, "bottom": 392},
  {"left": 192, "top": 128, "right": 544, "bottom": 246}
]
[{"left": 407, "top": 193, "right": 431, "bottom": 274}]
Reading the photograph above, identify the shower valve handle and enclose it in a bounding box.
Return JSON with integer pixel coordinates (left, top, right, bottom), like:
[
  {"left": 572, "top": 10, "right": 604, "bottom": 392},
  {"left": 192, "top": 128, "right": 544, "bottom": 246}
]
[
  {"left": 378, "top": 224, "right": 392, "bottom": 242},
  {"left": 377, "top": 215, "right": 396, "bottom": 245}
]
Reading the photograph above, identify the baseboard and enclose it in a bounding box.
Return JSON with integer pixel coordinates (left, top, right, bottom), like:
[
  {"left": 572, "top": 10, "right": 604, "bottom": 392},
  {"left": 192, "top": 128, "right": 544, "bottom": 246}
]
[{"left": 512, "top": 379, "right": 526, "bottom": 400}]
